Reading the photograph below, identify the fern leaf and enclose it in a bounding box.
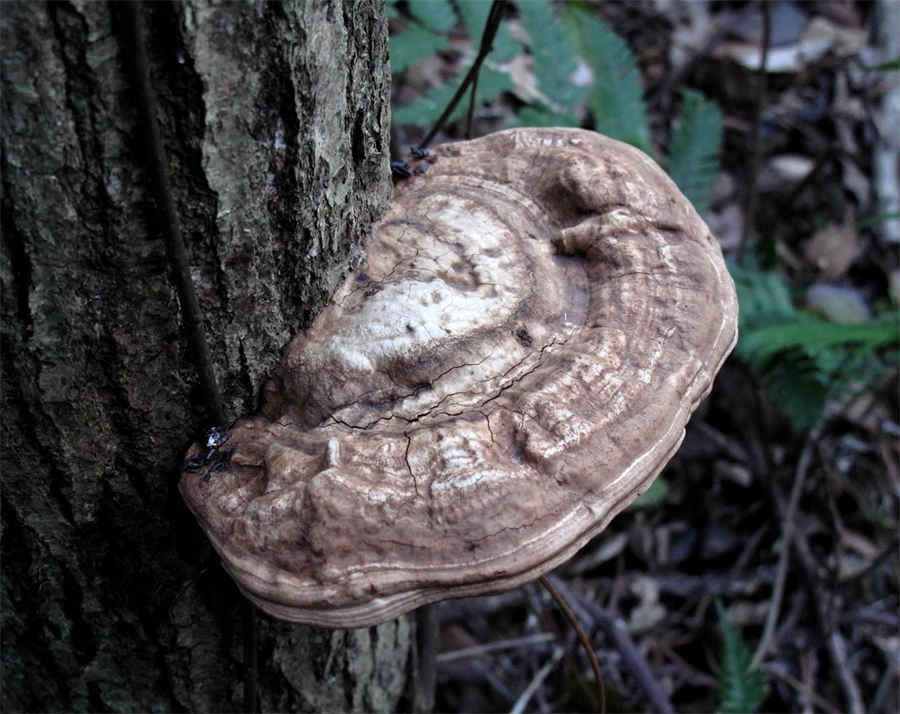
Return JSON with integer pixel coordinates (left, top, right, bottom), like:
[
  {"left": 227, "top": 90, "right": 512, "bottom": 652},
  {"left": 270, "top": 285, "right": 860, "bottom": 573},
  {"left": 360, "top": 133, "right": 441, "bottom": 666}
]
[
  {"left": 716, "top": 601, "right": 767, "bottom": 714},
  {"left": 729, "top": 261, "right": 900, "bottom": 430},
  {"left": 390, "top": 25, "right": 450, "bottom": 74},
  {"left": 739, "top": 316, "right": 898, "bottom": 365},
  {"left": 666, "top": 89, "right": 723, "bottom": 215},
  {"left": 563, "top": 8, "right": 651, "bottom": 154},
  {"left": 517, "top": 0, "right": 584, "bottom": 112},
  {"left": 456, "top": 0, "right": 521, "bottom": 63},
  {"left": 730, "top": 260, "right": 797, "bottom": 326},
  {"left": 408, "top": 0, "right": 457, "bottom": 34},
  {"left": 392, "top": 65, "right": 513, "bottom": 126}
]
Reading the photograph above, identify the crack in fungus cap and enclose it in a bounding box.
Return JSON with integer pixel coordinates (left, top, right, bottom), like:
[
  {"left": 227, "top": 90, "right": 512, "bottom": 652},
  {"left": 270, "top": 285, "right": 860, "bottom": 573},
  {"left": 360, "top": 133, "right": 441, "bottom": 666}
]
[{"left": 180, "top": 128, "right": 739, "bottom": 628}]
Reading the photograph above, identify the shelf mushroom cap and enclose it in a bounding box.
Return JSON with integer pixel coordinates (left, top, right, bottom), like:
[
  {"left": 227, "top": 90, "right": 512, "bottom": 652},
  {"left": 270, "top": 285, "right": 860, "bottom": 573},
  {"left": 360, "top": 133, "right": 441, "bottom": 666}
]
[{"left": 180, "top": 127, "right": 738, "bottom": 628}]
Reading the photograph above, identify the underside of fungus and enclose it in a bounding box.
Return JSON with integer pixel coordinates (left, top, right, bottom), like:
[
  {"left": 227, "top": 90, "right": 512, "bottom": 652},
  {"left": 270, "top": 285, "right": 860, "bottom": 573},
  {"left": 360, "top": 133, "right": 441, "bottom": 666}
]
[{"left": 180, "top": 127, "right": 738, "bottom": 628}]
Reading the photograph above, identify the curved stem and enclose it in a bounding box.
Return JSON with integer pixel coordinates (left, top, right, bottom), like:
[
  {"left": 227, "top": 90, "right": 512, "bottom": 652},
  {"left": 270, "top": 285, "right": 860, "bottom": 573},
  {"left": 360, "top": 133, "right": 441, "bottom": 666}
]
[{"left": 539, "top": 575, "right": 606, "bottom": 713}]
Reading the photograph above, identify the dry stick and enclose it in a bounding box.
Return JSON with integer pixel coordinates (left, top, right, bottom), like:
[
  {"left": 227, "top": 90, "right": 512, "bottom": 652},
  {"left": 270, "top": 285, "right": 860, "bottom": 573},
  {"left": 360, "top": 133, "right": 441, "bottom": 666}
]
[
  {"left": 751, "top": 437, "right": 814, "bottom": 668},
  {"left": 121, "top": 4, "right": 256, "bottom": 710},
  {"left": 437, "top": 632, "right": 556, "bottom": 663},
  {"left": 558, "top": 578, "right": 676, "bottom": 714},
  {"left": 418, "top": 0, "right": 507, "bottom": 150},
  {"left": 744, "top": 398, "right": 865, "bottom": 714},
  {"left": 837, "top": 532, "right": 900, "bottom": 586},
  {"left": 737, "top": 0, "right": 772, "bottom": 265},
  {"left": 539, "top": 575, "right": 606, "bottom": 713},
  {"left": 774, "top": 475, "right": 866, "bottom": 714},
  {"left": 763, "top": 662, "right": 842, "bottom": 714},
  {"left": 509, "top": 646, "right": 564, "bottom": 714}
]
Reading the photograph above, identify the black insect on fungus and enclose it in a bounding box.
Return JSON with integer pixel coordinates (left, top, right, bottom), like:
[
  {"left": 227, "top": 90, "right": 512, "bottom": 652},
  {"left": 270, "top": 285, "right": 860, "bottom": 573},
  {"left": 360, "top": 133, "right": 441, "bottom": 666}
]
[
  {"left": 413, "top": 164, "right": 428, "bottom": 175},
  {"left": 391, "top": 160, "right": 411, "bottom": 179},
  {"left": 184, "top": 426, "right": 234, "bottom": 483},
  {"left": 410, "top": 147, "right": 429, "bottom": 159}
]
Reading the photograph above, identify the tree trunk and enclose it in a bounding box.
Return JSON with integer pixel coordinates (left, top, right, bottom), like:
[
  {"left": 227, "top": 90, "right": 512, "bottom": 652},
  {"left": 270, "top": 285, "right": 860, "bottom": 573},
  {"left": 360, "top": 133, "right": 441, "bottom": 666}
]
[{"left": 1, "top": 1, "right": 410, "bottom": 711}]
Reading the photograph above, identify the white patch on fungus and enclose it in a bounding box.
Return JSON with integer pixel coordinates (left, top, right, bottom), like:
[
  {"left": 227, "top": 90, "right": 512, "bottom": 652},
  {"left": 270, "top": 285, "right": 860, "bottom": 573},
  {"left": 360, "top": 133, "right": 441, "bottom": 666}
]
[{"left": 181, "top": 128, "right": 739, "bottom": 627}]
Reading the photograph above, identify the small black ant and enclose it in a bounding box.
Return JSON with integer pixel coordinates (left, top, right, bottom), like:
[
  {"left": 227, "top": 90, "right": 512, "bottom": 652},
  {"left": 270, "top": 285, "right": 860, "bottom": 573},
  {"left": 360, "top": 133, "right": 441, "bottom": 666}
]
[
  {"left": 184, "top": 426, "right": 234, "bottom": 483},
  {"left": 391, "top": 160, "right": 411, "bottom": 178}
]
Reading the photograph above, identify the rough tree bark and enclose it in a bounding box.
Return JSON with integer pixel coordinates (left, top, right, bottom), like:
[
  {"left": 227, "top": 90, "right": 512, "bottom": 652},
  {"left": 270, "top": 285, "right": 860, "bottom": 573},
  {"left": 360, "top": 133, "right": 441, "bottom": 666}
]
[{"left": 1, "top": 1, "right": 410, "bottom": 711}]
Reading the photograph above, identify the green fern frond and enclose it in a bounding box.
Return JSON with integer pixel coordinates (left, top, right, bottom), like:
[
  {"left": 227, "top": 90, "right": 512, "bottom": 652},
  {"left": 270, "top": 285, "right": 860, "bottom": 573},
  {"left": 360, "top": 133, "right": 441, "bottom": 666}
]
[
  {"left": 563, "top": 8, "right": 651, "bottom": 154},
  {"left": 517, "top": 0, "right": 584, "bottom": 112},
  {"left": 392, "top": 65, "right": 513, "bottom": 126},
  {"left": 666, "top": 89, "right": 722, "bottom": 215},
  {"left": 408, "top": 0, "right": 456, "bottom": 34},
  {"left": 729, "top": 260, "right": 900, "bottom": 430},
  {"left": 731, "top": 261, "right": 797, "bottom": 325},
  {"left": 756, "top": 351, "right": 830, "bottom": 430},
  {"left": 390, "top": 25, "right": 450, "bottom": 74},
  {"left": 739, "top": 315, "right": 898, "bottom": 365},
  {"left": 456, "top": 0, "right": 521, "bottom": 63},
  {"left": 715, "top": 601, "right": 767, "bottom": 714}
]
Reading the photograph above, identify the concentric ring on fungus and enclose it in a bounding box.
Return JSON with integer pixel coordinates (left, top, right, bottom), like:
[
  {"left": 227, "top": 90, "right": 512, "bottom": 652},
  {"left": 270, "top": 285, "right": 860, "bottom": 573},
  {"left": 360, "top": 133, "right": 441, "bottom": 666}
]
[{"left": 180, "top": 127, "right": 738, "bottom": 628}]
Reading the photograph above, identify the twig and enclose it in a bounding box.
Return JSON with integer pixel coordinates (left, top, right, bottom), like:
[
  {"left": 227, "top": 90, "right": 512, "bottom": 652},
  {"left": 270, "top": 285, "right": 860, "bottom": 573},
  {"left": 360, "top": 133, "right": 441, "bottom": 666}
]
[
  {"left": 763, "top": 661, "right": 842, "bottom": 714},
  {"left": 752, "top": 437, "right": 814, "bottom": 667},
  {"left": 540, "top": 575, "right": 606, "bottom": 712},
  {"left": 655, "top": 640, "right": 720, "bottom": 691},
  {"left": 869, "top": 648, "right": 900, "bottom": 714},
  {"left": 838, "top": 533, "right": 900, "bottom": 586},
  {"left": 690, "top": 523, "right": 769, "bottom": 628},
  {"left": 569, "top": 585, "right": 676, "bottom": 714},
  {"left": 824, "top": 626, "right": 865, "bottom": 714},
  {"left": 509, "top": 646, "right": 564, "bottom": 714},
  {"left": 418, "top": 0, "right": 506, "bottom": 150},
  {"left": 437, "top": 632, "right": 556, "bottom": 663},
  {"left": 770, "top": 473, "right": 866, "bottom": 714},
  {"left": 737, "top": 0, "right": 772, "bottom": 265}
]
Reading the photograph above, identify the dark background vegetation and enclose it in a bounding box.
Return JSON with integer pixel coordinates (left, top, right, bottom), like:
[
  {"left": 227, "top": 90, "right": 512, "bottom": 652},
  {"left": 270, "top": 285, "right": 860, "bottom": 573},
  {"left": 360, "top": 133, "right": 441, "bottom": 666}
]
[{"left": 388, "top": 1, "right": 898, "bottom": 713}]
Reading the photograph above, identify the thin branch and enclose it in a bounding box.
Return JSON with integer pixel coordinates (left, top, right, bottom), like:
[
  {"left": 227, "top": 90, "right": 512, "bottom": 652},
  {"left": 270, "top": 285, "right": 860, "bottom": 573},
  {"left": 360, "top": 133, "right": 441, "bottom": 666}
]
[
  {"left": 509, "top": 646, "right": 564, "bottom": 714},
  {"left": 437, "top": 632, "right": 556, "bottom": 663},
  {"left": 771, "top": 470, "right": 866, "bottom": 714},
  {"left": 565, "top": 580, "right": 676, "bottom": 714},
  {"left": 763, "top": 661, "right": 843, "bottom": 714},
  {"left": 540, "top": 575, "right": 606, "bottom": 713},
  {"left": 752, "top": 436, "right": 814, "bottom": 667},
  {"left": 838, "top": 532, "right": 900, "bottom": 586},
  {"left": 418, "top": 0, "right": 507, "bottom": 150}
]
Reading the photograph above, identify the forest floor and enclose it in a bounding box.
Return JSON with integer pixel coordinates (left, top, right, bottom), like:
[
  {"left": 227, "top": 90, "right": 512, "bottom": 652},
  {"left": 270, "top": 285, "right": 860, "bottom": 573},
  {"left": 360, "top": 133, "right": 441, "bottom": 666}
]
[{"left": 389, "top": 2, "right": 899, "bottom": 713}]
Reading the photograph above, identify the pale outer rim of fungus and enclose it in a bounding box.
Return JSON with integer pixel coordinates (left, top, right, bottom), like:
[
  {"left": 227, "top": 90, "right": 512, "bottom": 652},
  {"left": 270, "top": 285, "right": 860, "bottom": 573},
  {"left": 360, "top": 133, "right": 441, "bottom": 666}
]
[
  {"left": 180, "top": 127, "right": 739, "bottom": 628},
  {"left": 205, "top": 359, "right": 727, "bottom": 626}
]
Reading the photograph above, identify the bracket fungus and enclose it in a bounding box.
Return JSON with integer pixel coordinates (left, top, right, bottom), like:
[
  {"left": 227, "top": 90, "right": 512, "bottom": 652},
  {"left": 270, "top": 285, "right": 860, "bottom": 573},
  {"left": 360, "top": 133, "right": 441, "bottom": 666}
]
[{"left": 180, "top": 127, "right": 738, "bottom": 628}]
